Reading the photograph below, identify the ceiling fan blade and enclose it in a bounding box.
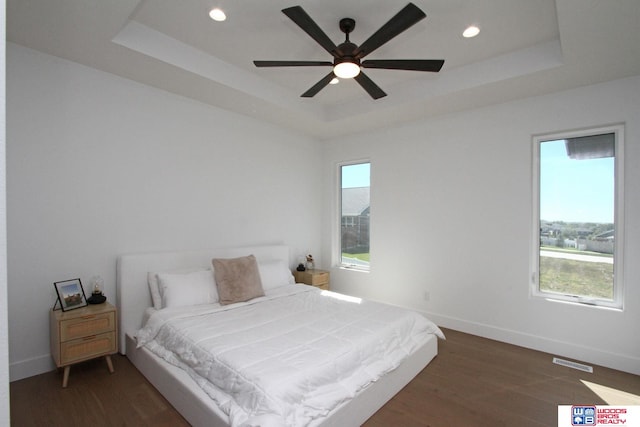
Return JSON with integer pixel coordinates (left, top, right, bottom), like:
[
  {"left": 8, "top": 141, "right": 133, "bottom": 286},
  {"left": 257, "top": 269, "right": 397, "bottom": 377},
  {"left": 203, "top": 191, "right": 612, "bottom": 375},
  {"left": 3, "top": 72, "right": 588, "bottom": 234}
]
[
  {"left": 254, "top": 60, "right": 333, "bottom": 67},
  {"left": 354, "top": 3, "right": 426, "bottom": 59},
  {"left": 282, "top": 6, "right": 339, "bottom": 58},
  {"left": 362, "top": 59, "right": 444, "bottom": 72},
  {"left": 354, "top": 71, "right": 387, "bottom": 99},
  {"left": 301, "top": 72, "right": 336, "bottom": 97}
]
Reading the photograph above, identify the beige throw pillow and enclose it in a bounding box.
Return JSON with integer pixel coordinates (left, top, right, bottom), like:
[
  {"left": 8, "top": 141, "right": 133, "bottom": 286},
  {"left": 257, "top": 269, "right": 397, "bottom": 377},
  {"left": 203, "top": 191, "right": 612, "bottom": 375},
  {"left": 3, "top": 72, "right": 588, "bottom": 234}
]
[{"left": 212, "top": 255, "right": 265, "bottom": 305}]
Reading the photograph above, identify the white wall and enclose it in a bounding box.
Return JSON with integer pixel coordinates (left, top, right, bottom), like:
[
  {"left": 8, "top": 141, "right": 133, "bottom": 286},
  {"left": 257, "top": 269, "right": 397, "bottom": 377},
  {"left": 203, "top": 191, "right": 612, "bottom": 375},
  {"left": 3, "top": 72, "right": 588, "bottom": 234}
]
[
  {"left": 322, "top": 75, "right": 640, "bottom": 375},
  {"left": 6, "top": 44, "right": 323, "bottom": 380},
  {"left": 1, "top": 0, "right": 11, "bottom": 422}
]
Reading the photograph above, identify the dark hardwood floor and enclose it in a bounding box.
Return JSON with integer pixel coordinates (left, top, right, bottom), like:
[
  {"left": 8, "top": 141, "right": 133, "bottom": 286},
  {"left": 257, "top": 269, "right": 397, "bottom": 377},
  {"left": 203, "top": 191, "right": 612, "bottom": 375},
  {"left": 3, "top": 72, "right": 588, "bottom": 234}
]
[
  {"left": 10, "top": 328, "right": 640, "bottom": 426},
  {"left": 10, "top": 353, "right": 189, "bottom": 427},
  {"left": 364, "top": 329, "right": 640, "bottom": 427}
]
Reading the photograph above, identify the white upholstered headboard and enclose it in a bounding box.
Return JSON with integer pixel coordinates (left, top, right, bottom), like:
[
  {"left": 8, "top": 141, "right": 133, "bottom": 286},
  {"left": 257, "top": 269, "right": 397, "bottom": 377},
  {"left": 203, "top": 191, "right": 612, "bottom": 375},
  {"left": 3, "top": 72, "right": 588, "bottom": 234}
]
[{"left": 116, "top": 244, "right": 291, "bottom": 354}]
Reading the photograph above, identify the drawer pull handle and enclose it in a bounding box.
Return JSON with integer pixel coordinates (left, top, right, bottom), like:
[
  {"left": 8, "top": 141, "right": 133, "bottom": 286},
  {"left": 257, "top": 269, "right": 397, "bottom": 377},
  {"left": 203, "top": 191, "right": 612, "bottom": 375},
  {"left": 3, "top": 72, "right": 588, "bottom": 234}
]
[
  {"left": 81, "top": 315, "right": 96, "bottom": 320},
  {"left": 83, "top": 335, "right": 96, "bottom": 341}
]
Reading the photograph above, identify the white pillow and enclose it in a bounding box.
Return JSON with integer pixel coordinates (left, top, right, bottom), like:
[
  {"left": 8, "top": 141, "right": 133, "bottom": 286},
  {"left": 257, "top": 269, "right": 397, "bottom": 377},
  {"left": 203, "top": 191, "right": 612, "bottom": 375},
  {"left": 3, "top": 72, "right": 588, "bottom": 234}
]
[
  {"left": 258, "top": 260, "right": 294, "bottom": 291},
  {"left": 147, "top": 272, "right": 163, "bottom": 309},
  {"left": 156, "top": 269, "right": 218, "bottom": 308},
  {"left": 148, "top": 267, "right": 211, "bottom": 309}
]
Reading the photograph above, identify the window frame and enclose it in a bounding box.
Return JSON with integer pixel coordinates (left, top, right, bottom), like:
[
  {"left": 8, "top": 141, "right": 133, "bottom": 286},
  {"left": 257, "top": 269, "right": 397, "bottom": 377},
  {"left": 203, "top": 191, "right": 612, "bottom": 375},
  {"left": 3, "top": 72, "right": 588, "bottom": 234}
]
[
  {"left": 531, "top": 124, "right": 625, "bottom": 310},
  {"left": 336, "top": 160, "right": 371, "bottom": 271}
]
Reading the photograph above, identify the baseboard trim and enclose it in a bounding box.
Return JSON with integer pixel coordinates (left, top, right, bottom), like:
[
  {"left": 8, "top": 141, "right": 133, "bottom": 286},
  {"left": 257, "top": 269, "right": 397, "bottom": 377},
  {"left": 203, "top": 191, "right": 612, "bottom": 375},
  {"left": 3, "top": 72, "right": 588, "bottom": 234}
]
[
  {"left": 422, "top": 311, "right": 640, "bottom": 376},
  {"left": 11, "top": 313, "right": 639, "bottom": 380},
  {"left": 10, "top": 354, "right": 55, "bottom": 382}
]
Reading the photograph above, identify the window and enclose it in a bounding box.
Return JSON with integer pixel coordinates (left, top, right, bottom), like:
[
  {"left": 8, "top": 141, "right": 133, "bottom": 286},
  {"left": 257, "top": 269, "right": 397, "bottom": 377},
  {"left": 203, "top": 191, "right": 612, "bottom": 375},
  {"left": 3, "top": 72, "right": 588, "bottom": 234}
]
[
  {"left": 339, "top": 162, "right": 370, "bottom": 270},
  {"left": 532, "top": 125, "right": 624, "bottom": 309}
]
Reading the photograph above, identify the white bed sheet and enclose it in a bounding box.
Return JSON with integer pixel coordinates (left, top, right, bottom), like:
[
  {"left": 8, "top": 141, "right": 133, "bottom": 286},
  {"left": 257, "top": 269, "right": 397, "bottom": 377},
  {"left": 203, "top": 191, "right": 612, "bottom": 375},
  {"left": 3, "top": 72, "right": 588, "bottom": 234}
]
[{"left": 136, "top": 284, "right": 444, "bottom": 427}]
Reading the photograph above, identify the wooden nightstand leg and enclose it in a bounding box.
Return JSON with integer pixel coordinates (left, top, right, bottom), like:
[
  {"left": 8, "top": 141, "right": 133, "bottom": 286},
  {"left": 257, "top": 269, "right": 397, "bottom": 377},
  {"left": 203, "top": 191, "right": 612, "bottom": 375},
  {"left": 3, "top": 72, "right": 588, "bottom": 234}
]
[
  {"left": 105, "top": 355, "right": 114, "bottom": 373},
  {"left": 62, "top": 366, "right": 70, "bottom": 388}
]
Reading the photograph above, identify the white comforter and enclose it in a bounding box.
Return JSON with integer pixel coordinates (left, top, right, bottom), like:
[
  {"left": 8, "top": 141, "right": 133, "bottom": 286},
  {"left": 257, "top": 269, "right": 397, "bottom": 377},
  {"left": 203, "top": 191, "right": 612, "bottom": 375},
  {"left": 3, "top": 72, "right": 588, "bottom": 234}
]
[{"left": 137, "top": 285, "right": 444, "bottom": 427}]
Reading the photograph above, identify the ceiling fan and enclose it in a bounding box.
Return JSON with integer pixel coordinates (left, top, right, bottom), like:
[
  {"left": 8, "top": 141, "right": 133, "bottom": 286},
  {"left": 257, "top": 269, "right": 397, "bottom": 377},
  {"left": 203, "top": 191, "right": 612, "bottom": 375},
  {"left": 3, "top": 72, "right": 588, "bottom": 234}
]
[{"left": 253, "top": 3, "right": 444, "bottom": 100}]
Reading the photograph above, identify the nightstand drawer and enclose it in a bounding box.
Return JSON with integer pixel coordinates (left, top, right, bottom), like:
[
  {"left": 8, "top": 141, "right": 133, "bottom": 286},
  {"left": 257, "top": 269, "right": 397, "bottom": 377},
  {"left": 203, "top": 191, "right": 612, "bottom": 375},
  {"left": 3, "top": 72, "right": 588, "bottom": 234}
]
[
  {"left": 60, "top": 311, "right": 115, "bottom": 342},
  {"left": 308, "top": 271, "right": 329, "bottom": 286},
  {"left": 293, "top": 269, "right": 330, "bottom": 290},
  {"left": 60, "top": 331, "right": 116, "bottom": 365}
]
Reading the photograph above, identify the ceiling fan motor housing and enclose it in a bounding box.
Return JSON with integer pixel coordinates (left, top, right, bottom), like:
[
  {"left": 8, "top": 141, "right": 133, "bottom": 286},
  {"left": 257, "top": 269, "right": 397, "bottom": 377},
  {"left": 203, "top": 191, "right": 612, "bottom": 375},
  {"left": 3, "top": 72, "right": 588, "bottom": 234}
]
[{"left": 334, "top": 42, "right": 359, "bottom": 66}]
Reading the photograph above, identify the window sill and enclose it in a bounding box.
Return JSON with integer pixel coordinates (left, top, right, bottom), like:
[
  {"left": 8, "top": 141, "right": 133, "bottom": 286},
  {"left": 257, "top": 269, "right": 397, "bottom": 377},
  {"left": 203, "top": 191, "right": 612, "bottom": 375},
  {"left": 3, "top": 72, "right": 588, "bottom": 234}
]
[
  {"left": 533, "top": 293, "right": 623, "bottom": 312},
  {"left": 337, "top": 265, "right": 370, "bottom": 273}
]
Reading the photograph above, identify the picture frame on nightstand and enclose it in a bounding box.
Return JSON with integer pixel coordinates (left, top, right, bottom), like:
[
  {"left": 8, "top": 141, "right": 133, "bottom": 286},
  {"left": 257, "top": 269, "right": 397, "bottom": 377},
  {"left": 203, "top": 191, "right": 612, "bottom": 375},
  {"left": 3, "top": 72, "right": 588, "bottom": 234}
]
[{"left": 54, "top": 278, "right": 88, "bottom": 312}]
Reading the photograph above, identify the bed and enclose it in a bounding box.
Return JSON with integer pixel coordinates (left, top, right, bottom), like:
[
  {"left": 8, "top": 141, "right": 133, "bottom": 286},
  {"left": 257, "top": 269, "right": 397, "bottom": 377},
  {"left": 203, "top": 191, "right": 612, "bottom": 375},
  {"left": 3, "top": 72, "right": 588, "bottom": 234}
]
[{"left": 116, "top": 244, "right": 443, "bottom": 426}]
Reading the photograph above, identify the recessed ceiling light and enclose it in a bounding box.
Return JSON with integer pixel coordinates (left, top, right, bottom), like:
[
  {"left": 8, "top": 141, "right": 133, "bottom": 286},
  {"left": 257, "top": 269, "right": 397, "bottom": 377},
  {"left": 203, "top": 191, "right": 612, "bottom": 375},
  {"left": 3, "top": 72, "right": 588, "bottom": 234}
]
[
  {"left": 209, "top": 8, "right": 226, "bottom": 22},
  {"left": 463, "top": 25, "right": 480, "bottom": 38},
  {"left": 329, "top": 78, "right": 339, "bottom": 85}
]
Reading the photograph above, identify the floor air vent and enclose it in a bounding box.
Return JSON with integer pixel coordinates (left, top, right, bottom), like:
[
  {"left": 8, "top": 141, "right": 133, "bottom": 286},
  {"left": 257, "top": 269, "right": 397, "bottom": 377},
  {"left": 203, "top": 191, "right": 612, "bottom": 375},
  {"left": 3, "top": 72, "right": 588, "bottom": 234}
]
[{"left": 552, "top": 357, "right": 593, "bottom": 373}]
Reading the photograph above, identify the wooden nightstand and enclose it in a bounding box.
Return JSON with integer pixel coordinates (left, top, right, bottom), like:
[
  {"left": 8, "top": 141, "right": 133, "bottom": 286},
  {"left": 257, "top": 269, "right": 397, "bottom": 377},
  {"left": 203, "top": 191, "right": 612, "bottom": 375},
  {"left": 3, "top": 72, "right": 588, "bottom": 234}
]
[
  {"left": 293, "top": 269, "right": 330, "bottom": 290},
  {"left": 50, "top": 301, "right": 118, "bottom": 387}
]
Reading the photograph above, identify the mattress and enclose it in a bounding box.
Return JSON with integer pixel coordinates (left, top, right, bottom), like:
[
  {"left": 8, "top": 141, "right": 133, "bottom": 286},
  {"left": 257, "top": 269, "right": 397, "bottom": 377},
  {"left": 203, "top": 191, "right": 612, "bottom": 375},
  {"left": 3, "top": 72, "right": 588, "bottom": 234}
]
[{"left": 136, "top": 284, "right": 444, "bottom": 427}]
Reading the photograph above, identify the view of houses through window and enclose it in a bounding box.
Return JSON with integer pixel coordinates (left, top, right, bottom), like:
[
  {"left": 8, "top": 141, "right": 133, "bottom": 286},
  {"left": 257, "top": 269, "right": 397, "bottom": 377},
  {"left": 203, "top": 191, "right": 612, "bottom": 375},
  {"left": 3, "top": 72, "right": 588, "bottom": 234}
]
[
  {"left": 534, "top": 128, "right": 622, "bottom": 308},
  {"left": 340, "top": 162, "right": 370, "bottom": 269}
]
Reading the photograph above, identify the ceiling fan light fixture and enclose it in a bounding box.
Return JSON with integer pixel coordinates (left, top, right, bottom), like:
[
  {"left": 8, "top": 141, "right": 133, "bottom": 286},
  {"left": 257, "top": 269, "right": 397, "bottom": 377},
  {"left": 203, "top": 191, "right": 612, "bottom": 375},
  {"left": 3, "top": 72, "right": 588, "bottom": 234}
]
[{"left": 333, "top": 61, "right": 361, "bottom": 79}]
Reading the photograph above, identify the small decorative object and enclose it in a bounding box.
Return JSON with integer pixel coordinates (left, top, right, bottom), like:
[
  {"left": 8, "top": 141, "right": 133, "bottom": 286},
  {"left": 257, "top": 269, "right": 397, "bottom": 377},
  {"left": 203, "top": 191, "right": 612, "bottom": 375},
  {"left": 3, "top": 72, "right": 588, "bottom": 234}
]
[
  {"left": 296, "top": 263, "right": 306, "bottom": 271},
  {"left": 305, "top": 254, "right": 315, "bottom": 270},
  {"left": 87, "top": 275, "right": 106, "bottom": 304},
  {"left": 53, "top": 278, "right": 87, "bottom": 312}
]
